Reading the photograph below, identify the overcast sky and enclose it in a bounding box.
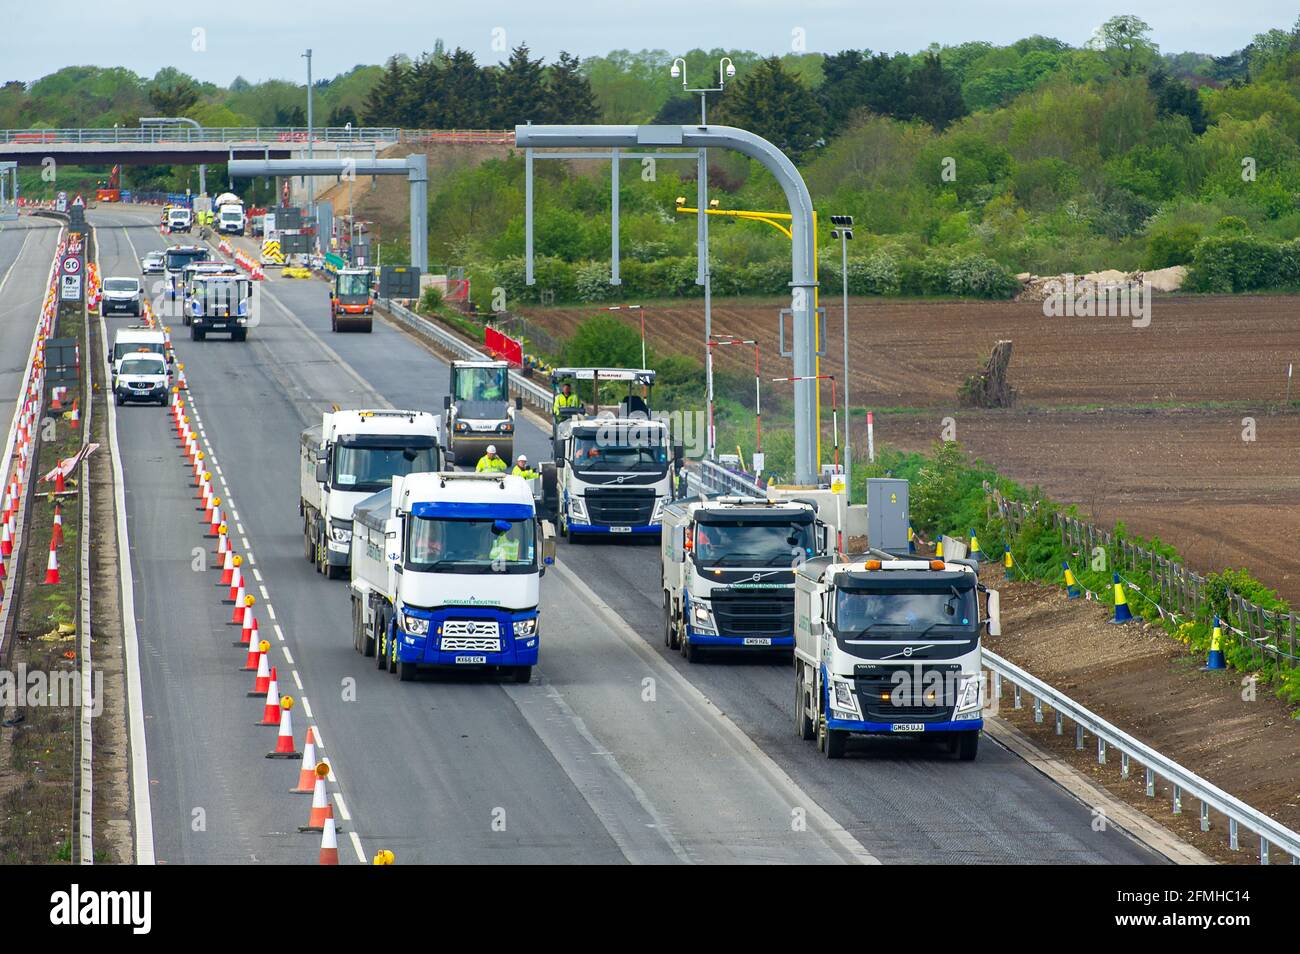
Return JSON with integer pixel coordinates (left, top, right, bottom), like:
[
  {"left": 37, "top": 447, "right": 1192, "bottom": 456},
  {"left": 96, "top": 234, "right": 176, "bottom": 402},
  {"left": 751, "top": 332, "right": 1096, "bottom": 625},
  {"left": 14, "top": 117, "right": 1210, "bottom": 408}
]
[{"left": 7, "top": 1, "right": 1297, "bottom": 85}]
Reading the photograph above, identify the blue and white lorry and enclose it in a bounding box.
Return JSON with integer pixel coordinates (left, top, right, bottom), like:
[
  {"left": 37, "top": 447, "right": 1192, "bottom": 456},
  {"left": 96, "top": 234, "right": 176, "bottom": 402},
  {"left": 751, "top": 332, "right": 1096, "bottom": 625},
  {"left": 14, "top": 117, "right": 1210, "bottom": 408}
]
[
  {"left": 661, "top": 495, "right": 827, "bottom": 662},
  {"left": 549, "top": 367, "right": 679, "bottom": 541},
  {"left": 348, "top": 472, "right": 556, "bottom": 682},
  {"left": 793, "top": 552, "right": 1001, "bottom": 760}
]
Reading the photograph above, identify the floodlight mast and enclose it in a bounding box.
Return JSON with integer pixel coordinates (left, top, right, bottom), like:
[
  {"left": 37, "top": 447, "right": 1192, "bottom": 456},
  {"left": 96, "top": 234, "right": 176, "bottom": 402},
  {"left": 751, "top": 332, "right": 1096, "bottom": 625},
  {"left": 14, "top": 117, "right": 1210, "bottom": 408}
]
[{"left": 516, "top": 123, "right": 819, "bottom": 485}]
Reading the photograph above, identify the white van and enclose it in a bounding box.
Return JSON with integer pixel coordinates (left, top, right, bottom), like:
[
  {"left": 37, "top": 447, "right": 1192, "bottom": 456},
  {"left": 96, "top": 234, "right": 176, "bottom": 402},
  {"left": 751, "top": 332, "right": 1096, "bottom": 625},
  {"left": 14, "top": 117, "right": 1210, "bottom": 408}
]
[
  {"left": 167, "top": 207, "right": 193, "bottom": 233},
  {"left": 110, "top": 327, "right": 169, "bottom": 385},
  {"left": 113, "top": 352, "right": 170, "bottom": 406}
]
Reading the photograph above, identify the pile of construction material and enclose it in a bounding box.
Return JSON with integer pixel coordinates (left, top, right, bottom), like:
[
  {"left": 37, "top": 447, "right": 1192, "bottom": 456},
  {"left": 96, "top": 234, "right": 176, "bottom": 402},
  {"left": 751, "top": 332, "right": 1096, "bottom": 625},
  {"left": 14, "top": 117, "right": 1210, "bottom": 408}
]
[{"left": 1014, "top": 265, "right": 1186, "bottom": 302}]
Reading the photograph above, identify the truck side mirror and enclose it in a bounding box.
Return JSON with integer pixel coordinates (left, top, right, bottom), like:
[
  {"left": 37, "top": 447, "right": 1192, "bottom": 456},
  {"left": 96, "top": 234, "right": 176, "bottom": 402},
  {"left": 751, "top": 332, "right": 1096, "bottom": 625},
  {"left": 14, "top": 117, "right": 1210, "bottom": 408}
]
[
  {"left": 669, "top": 525, "right": 685, "bottom": 563},
  {"left": 540, "top": 520, "right": 556, "bottom": 572},
  {"left": 810, "top": 619, "right": 824, "bottom": 637},
  {"left": 443, "top": 395, "right": 451, "bottom": 410},
  {"left": 553, "top": 438, "right": 565, "bottom": 464},
  {"left": 986, "top": 589, "right": 1002, "bottom": 637},
  {"left": 515, "top": 396, "right": 523, "bottom": 411},
  {"left": 315, "top": 459, "right": 328, "bottom": 484},
  {"left": 817, "top": 522, "right": 830, "bottom": 554},
  {"left": 673, "top": 443, "right": 684, "bottom": 466}
]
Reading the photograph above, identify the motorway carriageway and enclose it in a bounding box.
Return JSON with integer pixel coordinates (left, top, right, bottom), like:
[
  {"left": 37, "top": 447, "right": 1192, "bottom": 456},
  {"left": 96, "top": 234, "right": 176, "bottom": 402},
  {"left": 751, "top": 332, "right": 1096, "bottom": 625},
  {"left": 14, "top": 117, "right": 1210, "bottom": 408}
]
[
  {"left": 0, "top": 216, "right": 62, "bottom": 449},
  {"left": 83, "top": 204, "right": 1160, "bottom": 864}
]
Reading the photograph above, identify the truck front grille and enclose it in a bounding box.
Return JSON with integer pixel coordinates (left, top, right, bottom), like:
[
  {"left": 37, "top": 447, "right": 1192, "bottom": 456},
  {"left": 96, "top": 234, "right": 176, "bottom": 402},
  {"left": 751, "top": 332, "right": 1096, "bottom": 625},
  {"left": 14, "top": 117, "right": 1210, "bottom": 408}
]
[
  {"left": 584, "top": 488, "right": 655, "bottom": 525},
  {"left": 854, "top": 665, "right": 957, "bottom": 722},
  {"left": 440, "top": 619, "right": 501, "bottom": 652},
  {"left": 710, "top": 590, "right": 794, "bottom": 637}
]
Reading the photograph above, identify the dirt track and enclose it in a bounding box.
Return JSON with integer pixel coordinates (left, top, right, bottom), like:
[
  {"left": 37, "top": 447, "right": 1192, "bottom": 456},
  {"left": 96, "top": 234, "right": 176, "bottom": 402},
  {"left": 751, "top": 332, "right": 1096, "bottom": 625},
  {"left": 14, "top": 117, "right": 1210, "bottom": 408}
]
[{"left": 525, "top": 294, "right": 1300, "bottom": 602}]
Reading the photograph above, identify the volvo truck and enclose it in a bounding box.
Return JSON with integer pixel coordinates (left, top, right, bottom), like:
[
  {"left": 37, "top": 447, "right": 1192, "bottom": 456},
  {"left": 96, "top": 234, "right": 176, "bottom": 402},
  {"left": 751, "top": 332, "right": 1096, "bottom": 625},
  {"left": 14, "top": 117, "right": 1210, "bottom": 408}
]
[
  {"left": 793, "top": 552, "right": 1001, "bottom": 760},
  {"left": 301, "top": 410, "right": 441, "bottom": 579},
  {"left": 662, "top": 496, "right": 827, "bottom": 662},
  {"left": 348, "top": 472, "right": 555, "bottom": 682},
  {"left": 550, "top": 367, "right": 679, "bottom": 541}
]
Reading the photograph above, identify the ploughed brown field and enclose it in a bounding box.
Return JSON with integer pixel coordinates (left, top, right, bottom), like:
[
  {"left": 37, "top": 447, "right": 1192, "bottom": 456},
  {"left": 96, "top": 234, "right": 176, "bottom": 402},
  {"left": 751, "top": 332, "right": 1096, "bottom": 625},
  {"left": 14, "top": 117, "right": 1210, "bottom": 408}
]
[{"left": 522, "top": 294, "right": 1300, "bottom": 602}]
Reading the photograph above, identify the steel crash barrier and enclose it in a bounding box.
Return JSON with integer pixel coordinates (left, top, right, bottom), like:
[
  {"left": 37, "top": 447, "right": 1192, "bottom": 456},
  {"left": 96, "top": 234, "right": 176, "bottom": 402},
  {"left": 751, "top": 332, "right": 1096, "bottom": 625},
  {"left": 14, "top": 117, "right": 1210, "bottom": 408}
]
[
  {"left": 376, "top": 299, "right": 552, "bottom": 413},
  {"left": 983, "top": 648, "right": 1300, "bottom": 864}
]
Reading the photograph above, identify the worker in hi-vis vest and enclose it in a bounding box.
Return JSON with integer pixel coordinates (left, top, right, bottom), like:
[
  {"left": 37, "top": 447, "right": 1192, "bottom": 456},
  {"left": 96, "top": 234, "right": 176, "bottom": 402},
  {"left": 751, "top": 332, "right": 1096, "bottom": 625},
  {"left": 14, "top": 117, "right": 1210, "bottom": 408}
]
[
  {"left": 553, "top": 381, "right": 580, "bottom": 419},
  {"left": 476, "top": 444, "right": 507, "bottom": 473}
]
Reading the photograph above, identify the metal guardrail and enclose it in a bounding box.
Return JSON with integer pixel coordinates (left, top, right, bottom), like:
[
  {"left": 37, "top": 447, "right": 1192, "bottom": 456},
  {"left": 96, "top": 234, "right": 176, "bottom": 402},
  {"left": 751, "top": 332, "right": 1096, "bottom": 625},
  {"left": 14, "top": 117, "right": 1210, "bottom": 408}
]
[
  {"left": 689, "top": 458, "right": 767, "bottom": 497},
  {"left": 377, "top": 298, "right": 553, "bottom": 413},
  {"left": 983, "top": 648, "right": 1300, "bottom": 864}
]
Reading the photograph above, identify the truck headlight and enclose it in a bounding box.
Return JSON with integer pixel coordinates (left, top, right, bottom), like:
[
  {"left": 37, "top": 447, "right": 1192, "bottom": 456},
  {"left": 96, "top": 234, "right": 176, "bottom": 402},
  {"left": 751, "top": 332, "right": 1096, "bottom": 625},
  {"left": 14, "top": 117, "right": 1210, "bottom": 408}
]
[
  {"left": 329, "top": 520, "right": 353, "bottom": 544},
  {"left": 691, "top": 603, "right": 716, "bottom": 632},
  {"left": 399, "top": 611, "right": 429, "bottom": 636},
  {"left": 497, "top": 421, "right": 513, "bottom": 433},
  {"left": 831, "top": 678, "right": 860, "bottom": 718},
  {"left": 652, "top": 498, "right": 666, "bottom": 522},
  {"left": 514, "top": 618, "right": 538, "bottom": 638},
  {"left": 568, "top": 497, "right": 587, "bottom": 522},
  {"left": 454, "top": 421, "right": 468, "bottom": 432},
  {"left": 955, "top": 674, "right": 982, "bottom": 713}
]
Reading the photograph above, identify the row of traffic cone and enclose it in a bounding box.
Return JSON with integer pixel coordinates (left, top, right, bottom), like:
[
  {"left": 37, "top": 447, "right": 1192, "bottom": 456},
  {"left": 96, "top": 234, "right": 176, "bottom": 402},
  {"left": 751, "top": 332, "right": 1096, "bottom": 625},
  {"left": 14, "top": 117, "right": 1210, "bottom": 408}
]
[
  {"left": 172, "top": 384, "right": 352, "bottom": 865},
  {"left": 3, "top": 240, "right": 76, "bottom": 602}
]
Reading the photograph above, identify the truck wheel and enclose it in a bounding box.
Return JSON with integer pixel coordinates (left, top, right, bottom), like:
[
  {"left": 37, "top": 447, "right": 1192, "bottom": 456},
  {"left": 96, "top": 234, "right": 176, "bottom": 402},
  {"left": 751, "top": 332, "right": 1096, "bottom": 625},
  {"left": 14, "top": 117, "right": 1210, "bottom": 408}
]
[
  {"left": 376, "top": 617, "right": 390, "bottom": 670},
  {"left": 361, "top": 319, "right": 373, "bottom": 333},
  {"left": 232, "top": 329, "right": 247, "bottom": 342},
  {"left": 824, "top": 726, "right": 847, "bottom": 759},
  {"left": 325, "top": 562, "right": 344, "bottom": 581},
  {"left": 397, "top": 661, "right": 416, "bottom": 682},
  {"left": 304, "top": 520, "right": 314, "bottom": 563},
  {"left": 387, "top": 635, "right": 398, "bottom": 674},
  {"left": 956, "top": 732, "right": 979, "bottom": 762},
  {"left": 330, "top": 315, "right": 338, "bottom": 333},
  {"left": 512, "top": 666, "right": 532, "bottom": 684},
  {"left": 795, "top": 669, "right": 815, "bottom": 741},
  {"left": 663, "top": 598, "right": 677, "bottom": 649},
  {"left": 680, "top": 632, "right": 699, "bottom": 663}
]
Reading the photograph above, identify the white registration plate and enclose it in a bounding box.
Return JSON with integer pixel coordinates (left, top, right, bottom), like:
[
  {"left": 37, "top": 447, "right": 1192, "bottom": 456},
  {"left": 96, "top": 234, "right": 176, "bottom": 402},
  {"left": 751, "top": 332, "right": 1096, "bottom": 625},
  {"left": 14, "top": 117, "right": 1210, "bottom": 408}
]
[
  {"left": 609, "top": 526, "right": 632, "bottom": 533},
  {"left": 891, "top": 723, "right": 925, "bottom": 733},
  {"left": 743, "top": 637, "right": 772, "bottom": 646},
  {"left": 454, "top": 655, "right": 487, "bottom": 665}
]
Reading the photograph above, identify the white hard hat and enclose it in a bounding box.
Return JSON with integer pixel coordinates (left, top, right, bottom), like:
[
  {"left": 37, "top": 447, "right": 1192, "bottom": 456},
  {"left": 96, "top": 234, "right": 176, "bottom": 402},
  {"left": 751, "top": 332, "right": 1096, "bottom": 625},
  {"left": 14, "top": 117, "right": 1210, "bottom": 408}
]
[
  {"left": 517, "top": 454, "right": 527, "bottom": 462},
  {"left": 486, "top": 445, "right": 497, "bottom": 455}
]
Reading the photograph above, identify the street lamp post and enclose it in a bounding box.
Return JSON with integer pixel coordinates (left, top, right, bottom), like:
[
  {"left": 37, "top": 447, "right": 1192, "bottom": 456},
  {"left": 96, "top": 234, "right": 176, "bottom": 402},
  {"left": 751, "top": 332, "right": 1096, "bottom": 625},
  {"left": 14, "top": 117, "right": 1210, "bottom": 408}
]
[
  {"left": 302, "top": 49, "right": 314, "bottom": 203},
  {"left": 830, "top": 215, "right": 854, "bottom": 502},
  {"left": 669, "top": 56, "right": 735, "bottom": 461}
]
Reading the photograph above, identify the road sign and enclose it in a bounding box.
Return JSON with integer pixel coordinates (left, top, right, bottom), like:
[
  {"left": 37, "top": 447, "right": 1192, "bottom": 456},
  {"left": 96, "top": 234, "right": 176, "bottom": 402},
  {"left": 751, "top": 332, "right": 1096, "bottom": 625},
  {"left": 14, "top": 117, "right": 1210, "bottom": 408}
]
[
  {"left": 60, "top": 273, "right": 82, "bottom": 302},
  {"left": 61, "top": 255, "right": 81, "bottom": 274},
  {"left": 55, "top": 191, "right": 68, "bottom": 213},
  {"left": 71, "top": 192, "right": 85, "bottom": 207},
  {"left": 380, "top": 265, "right": 420, "bottom": 299}
]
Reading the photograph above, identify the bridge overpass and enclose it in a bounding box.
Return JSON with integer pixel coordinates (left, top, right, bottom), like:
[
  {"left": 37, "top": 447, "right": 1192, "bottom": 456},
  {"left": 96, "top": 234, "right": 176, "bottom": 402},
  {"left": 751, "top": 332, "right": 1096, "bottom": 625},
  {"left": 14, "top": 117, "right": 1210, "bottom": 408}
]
[{"left": 0, "top": 126, "right": 514, "bottom": 166}]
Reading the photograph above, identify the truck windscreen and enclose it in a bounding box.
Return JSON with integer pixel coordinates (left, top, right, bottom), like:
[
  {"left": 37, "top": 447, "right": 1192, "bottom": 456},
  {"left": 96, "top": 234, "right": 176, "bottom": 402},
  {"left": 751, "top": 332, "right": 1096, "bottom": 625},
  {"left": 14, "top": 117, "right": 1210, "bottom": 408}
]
[
  {"left": 572, "top": 431, "right": 668, "bottom": 472},
  {"left": 337, "top": 273, "right": 370, "bottom": 299},
  {"left": 693, "top": 520, "right": 813, "bottom": 567},
  {"left": 332, "top": 444, "right": 438, "bottom": 493},
  {"left": 454, "top": 367, "right": 508, "bottom": 402},
  {"left": 166, "top": 250, "right": 207, "bottom": 271},
  {"left": 406, "top": 517, "right": 535, "bottom": 574},
  {"left": 835, "top": 585, "right": 977, "bottom": 638}
]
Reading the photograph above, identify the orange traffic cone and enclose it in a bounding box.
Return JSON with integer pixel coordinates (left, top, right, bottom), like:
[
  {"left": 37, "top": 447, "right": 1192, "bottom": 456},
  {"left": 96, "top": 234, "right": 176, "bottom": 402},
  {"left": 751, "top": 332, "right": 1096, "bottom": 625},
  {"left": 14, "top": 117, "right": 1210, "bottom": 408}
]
[
  {"left": 51, "top": 502, "right": 63, "bottom": 547},
  {"left": 291, "top": 728, "right": 320, "bottom": 793},
  {"left": 318, "top": 815, "right": 339, "bottom": 865},
  {"left": 68, "top": 398, "right": 79, "bottom": 430},
  {"left": 230, "top": 594, "right": 253, "bottom": 640},
  {"left": 256, "top": 666, "right": 280, "bottom": 720},
  {"left": 54, "top": 466, "right": 66, "bottom": 495},
  {"left": 245, "top": 636, "right": 269, "bottom": 676},
  {"left": 42, "top": 536, "right": 60, "bottom": 585},
  {"left": 219, "top": 548, "right": 235, "bottom": 585},
  {"left": 226, "top": 562, "right": 244, "bottom": 602},
  {"left": 267, "top": 696, "right": 301, "bottom": 759},
  {"left": 300, "top": 763, "right": 333, "bottom": 832},
  {"left": 238, "top": 602, "right": 257, "bottom": 647},
  {"left": 207, "top": 504, "right": 222, "bottom": 538}
]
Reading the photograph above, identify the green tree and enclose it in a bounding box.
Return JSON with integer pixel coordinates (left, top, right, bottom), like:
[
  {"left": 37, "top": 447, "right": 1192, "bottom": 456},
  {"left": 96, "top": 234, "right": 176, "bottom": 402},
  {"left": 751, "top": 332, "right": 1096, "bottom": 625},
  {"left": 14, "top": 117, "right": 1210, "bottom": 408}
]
[
  {"left": 1087, "top": 15, "right": 1159, "bottom": 76},
  {"left": 904, "top": 53, "right": 966, "bottom": 129},
  {"left": 147, "top": 67, "right": 201, "bottom": 115},
  {"left": 547, "top": 52, "right": 599, "bottom": 123},
  {"left": 362, "top": 56, "right": 410, "bottom": 126},
  {"left": 715, "top": 57, "right": 825, "bottom": 161},
  {"left": 439, "top": 48, "right": 494, "bottom": 127},
  {"left": 494, "top": 44, "right": 548, "bottom": 125}
]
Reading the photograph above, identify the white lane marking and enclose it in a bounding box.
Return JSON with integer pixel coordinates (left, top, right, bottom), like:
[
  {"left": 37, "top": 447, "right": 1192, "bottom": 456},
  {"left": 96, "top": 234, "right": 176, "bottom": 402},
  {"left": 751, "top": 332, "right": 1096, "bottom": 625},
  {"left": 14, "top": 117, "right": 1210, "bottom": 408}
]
[
  {"left": 97, "top": 242, "right": 157, "bottom": 865},
  {"left": 266, "top": 603, "right": 277, "bottom": 621},
  {"left": 349, "top": 831, "right": 366, "bottom": 864},
  {"left": 301, "top": 696, "right": 313, "bottom": 719},
  {"left": 274, "top": 624, "right": 285, "bottom": 642},
  {"left": 311, "top": 725, "right": 325, "bottom": 749},
  {"left": 252, "top": 568, "right": 263, "bottom": 582},
  {"left": 332, "top": 792, "right": 351, "bottom": 822},
  {"left": 552, "top": 559, "right": 880, "bottom": 865},
  {"left": 292, "top": 670, "right": 303, "bottom": 691},
  {"left": 258, "top": 585, "right": 268, "bottom": 600},
  {"left": 281, "top": 647, "right": 294, "bottom": 665}
]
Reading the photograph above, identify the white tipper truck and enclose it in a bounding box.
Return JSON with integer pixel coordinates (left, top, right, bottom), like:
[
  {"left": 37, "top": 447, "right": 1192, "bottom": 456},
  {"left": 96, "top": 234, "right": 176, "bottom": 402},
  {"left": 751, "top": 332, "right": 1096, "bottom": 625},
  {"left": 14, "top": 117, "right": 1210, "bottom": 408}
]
[
  {"left": 300, "top": 410, "right": 441, "bottom": 578},
  {"left": 661, "top": 496, "right": 828, "bottom": 662},
  {"left": 213, "top": 192, "right": 246, "bottom": 235},
  {"left": 348, "top": 472, "right": 556, "bottom": 682},
  {"left": 793, "top": 552, "right": 1001, "bottom": 760},
  {"left": 548, "top": 367, "right": 680, "bottom": 541}
]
